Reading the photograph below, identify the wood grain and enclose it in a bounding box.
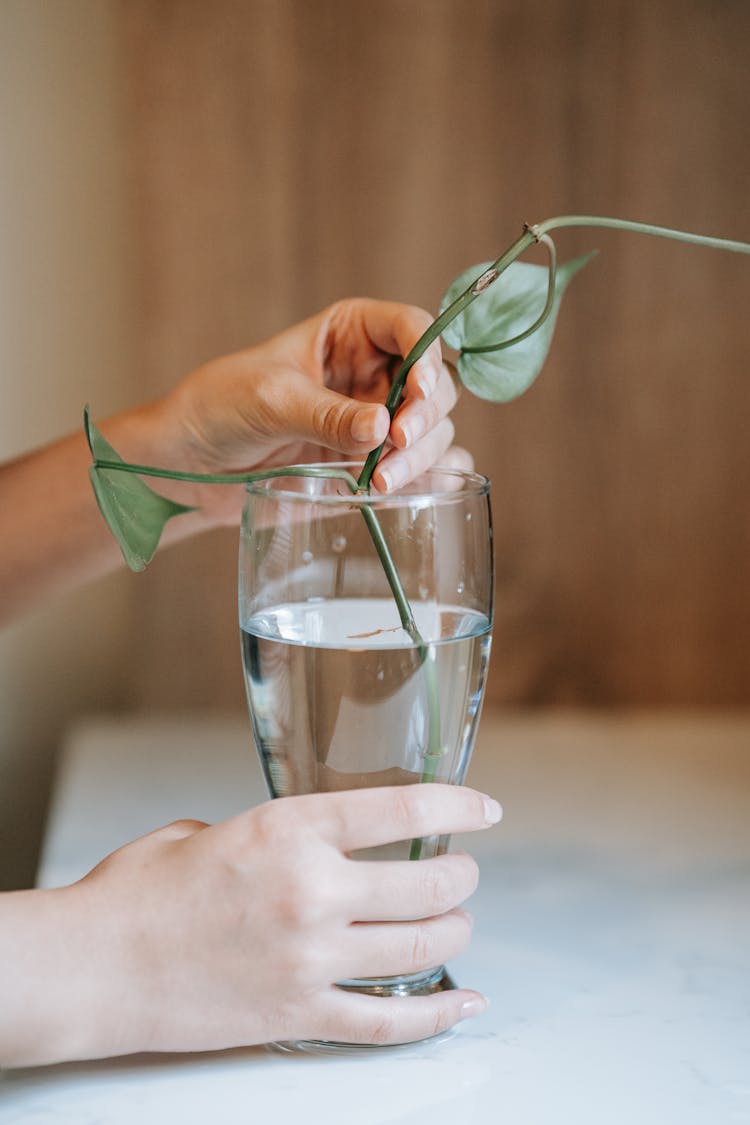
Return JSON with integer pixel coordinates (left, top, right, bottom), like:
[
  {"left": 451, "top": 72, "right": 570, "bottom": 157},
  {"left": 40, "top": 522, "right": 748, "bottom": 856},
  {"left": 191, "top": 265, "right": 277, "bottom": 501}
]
[{"left": 119, "top": 0, "right": 750, "bottom": 707}]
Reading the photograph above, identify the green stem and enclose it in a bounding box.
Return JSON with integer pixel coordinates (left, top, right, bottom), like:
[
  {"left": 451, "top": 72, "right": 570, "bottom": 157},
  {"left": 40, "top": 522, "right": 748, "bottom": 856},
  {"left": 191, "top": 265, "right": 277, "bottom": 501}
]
[
  {"left": 357, "top": 505, "right": 419, "bottom": 640},
  {"left": 408, "top": 651, "right": 443, "bottom": 861},
  {"left": 358, "top": 228, "right": 540, "bottom": 860},
  {"left": 357, "top": 226, "right": 537, "bottom": 492},
  {"left": 462, "top": 233, "right": 558, "bottom": 354},
  {"left": 357, "top": 213, "right": 750, "bottom": 857},
  {"left": 93, "top": 458, "right": 360, "bottom": 489},
  {"left": 357, "top": 232, "right": 541, "bottom": 861},
  {"left": 535, "top": 214, "right": 750, "bottom": 255},
  {"left": 93, "top": 456, "right": 420, "bottom": 652},
  {"left": 360, "top": 215, "right": 749, "bottom": 491}
]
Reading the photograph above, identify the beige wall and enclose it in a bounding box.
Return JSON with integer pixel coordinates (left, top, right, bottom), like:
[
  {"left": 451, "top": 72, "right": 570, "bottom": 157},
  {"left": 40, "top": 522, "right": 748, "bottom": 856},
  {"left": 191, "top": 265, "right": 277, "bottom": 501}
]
[{"left": 0, "top": 1, "right": 135, "bottom": 889}]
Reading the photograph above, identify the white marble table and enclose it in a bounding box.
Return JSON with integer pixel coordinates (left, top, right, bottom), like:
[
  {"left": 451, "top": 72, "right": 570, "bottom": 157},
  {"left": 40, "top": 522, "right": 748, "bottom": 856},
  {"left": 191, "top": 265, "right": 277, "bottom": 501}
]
[{"left": 1, "top": 710, "right": 749, "bottom": 1123}]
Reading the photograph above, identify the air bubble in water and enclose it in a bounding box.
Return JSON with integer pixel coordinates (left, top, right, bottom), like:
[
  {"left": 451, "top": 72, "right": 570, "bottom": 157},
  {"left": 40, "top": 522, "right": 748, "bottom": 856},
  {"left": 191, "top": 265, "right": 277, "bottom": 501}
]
[
  {"left": 457, "top": 581, "right": 465, "bottom": 594},
  {"left": 465, "top": 512, "right": 472, "bottom": 521},
  {"left": 332, "top": 534, "right": 347, "bottom": 554},
  {"left": 418, "top": 584, "right": 429, "bottom": 600},
  {"left": 377, "top": 669, "right": 385, "bottom": 681},
  {"left": 302, "top": 550, "right": 314, "bottom": 565}
]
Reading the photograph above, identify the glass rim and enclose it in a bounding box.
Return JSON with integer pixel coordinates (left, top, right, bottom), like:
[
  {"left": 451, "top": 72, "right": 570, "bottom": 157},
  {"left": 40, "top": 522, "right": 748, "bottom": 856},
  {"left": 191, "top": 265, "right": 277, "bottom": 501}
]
[{"left": 243, "top": 462, "right": 490, "bottom": 506}]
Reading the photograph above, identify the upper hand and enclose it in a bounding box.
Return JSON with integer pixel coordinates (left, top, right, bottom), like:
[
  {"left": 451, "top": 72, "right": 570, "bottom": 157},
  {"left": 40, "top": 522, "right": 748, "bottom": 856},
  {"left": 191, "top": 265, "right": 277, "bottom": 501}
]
[{"left": 152, "top": 299, "right": 470, "bottom": 523}]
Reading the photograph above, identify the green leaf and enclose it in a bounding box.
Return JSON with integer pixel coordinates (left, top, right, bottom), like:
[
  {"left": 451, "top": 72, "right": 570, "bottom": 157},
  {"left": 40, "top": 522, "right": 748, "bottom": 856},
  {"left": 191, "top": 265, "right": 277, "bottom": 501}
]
[
  {"left": 439, "top": 251, "right": 595, "bottom": 402},
  {"left": 84, "top": 407, "right": 194, "bottom": 572}
]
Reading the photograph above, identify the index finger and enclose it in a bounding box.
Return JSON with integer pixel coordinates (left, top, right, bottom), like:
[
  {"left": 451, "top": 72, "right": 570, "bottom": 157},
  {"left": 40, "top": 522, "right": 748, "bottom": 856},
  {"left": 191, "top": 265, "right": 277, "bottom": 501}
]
[
  {"left": 358, "top": 300, "right": 443, "bottom": 399},
  {"left": 311, "top": 783, "right": 502, "bottom": 852}
]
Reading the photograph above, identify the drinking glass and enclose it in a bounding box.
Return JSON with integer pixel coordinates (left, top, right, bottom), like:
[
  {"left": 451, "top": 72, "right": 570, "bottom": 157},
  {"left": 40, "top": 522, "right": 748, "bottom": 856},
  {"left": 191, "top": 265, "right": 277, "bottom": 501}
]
[{"left": 239, "top": 464, "right": 493, "bottom": 1050}]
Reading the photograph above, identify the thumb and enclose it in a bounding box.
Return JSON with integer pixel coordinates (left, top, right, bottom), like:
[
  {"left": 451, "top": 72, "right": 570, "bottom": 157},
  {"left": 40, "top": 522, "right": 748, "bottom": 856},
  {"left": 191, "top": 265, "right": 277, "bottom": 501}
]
[{"left": 277, "top": 380, "right": 390, "bottom": 454}]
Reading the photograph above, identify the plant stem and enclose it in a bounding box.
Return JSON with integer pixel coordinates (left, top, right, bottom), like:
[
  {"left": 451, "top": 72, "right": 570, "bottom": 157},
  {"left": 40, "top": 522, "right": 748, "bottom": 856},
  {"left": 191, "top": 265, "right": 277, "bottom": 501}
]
[
  {"left": 356, "top": 231, "right": 537, "bottom": 859},
  {"left": 357, "top": 226, "right": 537, "bottom": 492},
  {"left": 93, "top": 456, "right": 420, "bottom": 650},
  {"left": 408, "top": 651, "right": 443, "bottom": 861},
  {"left": 461, "top": 233, "right": 558, "bottom": 354},
  {"left": 95, "top": 453, "right": 443, "bottom": 857},
  {"left": 93, "top": 458, "right": 360, "bottom": 489},
  {"left": 359, "top": 216, "right": 750, "bottom": 493},
  {"left": 356, "top": 504, "right": 418, "bottom": 639},
  {"left": 356, "top": 214, "right": 750, "bottom": 856},
  {"left": 536, "top": 215, "right": 750, "bottom": 255}
]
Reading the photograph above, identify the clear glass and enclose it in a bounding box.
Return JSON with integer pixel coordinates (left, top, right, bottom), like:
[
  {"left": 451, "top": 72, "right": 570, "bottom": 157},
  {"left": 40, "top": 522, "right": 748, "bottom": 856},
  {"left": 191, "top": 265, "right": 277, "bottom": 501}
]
[{"left": 238, "top": 464, "right": 493, "bottom": 1050}]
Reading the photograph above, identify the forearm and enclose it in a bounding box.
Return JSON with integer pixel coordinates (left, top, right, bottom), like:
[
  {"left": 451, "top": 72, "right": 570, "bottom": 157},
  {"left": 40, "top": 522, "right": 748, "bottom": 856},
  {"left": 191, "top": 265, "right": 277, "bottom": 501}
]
[
  {"left": 0, "top": 885, "right": 126, "bottom": 1068},
  {"left": 0, "top": 402, "right": 207, "bottom": 627}
]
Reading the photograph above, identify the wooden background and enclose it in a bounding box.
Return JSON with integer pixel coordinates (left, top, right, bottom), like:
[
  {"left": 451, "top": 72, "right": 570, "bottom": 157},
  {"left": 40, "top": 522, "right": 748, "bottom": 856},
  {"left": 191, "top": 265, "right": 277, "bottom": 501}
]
[{"left": 118, "top": 0, "right": 750, "bottom": 710}]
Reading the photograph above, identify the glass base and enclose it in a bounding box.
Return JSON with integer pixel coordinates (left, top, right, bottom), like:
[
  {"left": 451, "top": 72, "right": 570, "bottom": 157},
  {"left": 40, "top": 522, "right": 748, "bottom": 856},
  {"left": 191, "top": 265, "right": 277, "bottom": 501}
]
[{"left": 268, "top": 966, "right": 457, "bottom": 1055}]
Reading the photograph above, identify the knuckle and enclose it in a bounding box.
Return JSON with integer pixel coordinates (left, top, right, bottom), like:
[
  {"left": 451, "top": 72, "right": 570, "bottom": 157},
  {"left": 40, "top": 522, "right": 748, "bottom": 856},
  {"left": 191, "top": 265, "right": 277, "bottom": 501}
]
[
  {"left": 431, "top": 1004, "right": 453, "bottom": 1038},
  {"left": 421, "top": 862, "right": 453, "bottom": 914},
  {"left": 408, "top": 923, "right": 434, "bottom": 969},
  {"left": 392, "top": 306, "right": 429, "bottom": 358},
  {"left": 369, "top": 1015, "right": 397, "bottom": 1046},
  {"left": 392, "top": 307, "right": 412, "bottom": 343},
  {"left": 284, "top": 941, "right": 325, "bottom": 990},
  {"left": 325, "top": 297, "right": 349, "bottom": 324},
  {"left": 171, "top": 818, "right": 206, "bottom": 833},
  {"left": 312, "top": 398, "right": 347, "bottom": 446},
  {"left": 393, "top": 785, "right": 429, "bottom": 836},
  {"left": 421, "top": 855, "right": 478, "bottom": 914},
  {"left": 402, "top": 304, "right": 433, "bottom": 339},
  {"left": 155, "top": 818, "right": 208, "bottom": 841},
  {"left": 249, "top": 801, "right": 286, "bottom": 848},
  {"left": 277, "top": 865, "right": 325, "bottom": 930},
  {"left": 422, "top": 397, "right": 442, "bottom": 428},
  {"left": 255, "top": 379, "right": 287, "bottom": 431}
]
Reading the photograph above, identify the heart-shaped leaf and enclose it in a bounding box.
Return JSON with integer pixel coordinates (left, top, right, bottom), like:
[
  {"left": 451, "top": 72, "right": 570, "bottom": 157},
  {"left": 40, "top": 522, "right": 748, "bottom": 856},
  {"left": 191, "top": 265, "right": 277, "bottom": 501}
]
[
  {"left": 439, "top": 252, "right": 595, "bottom": 402},
  {"left": 84, "top": 408, "right": 194, "bottom": 572}
]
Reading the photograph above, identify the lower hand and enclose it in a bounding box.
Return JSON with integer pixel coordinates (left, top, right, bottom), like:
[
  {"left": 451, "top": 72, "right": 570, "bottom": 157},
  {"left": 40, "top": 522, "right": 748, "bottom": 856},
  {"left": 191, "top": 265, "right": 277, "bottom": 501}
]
[{"left": 39, "top": 784, "right": 500, "bottom": 1063}]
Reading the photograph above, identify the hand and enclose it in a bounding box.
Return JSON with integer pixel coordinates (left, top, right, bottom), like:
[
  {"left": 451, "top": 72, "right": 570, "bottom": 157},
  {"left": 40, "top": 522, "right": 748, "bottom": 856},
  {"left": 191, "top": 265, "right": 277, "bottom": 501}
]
[
  {"left": 0, "top": 299, "right": 470, "bottom": 623},
  {"left": 146, "top": 298, "right": 469, "bottom": 525},
  {"left": 26, "top": 784, "right": 500, "bottom": 1064}
]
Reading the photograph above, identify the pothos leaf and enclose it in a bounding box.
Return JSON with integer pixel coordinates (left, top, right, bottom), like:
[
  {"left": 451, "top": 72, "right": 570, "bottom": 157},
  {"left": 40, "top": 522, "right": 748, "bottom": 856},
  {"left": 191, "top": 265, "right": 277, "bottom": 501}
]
[
  {"left": 439, "top": 251, "right": 596, "bottom": 402},
  {"left": 84, "top": 407, "right": 194, "bottom": 572}
]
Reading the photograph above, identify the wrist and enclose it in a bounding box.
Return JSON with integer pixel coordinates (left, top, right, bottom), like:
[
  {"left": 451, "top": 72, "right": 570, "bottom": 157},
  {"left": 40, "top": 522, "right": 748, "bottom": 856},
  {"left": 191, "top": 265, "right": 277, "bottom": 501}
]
[
  {"left": 0, "top": 885, "right": 116, "bottom": 1067},
  {"left": 99, "top": 398, "right": 218, "bottom": 538}
]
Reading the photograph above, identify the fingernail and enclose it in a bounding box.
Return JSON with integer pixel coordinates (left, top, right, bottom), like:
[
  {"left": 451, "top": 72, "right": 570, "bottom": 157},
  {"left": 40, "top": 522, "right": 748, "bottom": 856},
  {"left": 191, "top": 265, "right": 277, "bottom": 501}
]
[
  {"left": 379, "top": 462, "right": 406, "bottom": 493},
  {"left": 417, "top": 361, "right": 439, "bottom": 398},
  {"left": 482, "top": 795, "right": 502, "bottom": 825},
  {"left": 401, "top": 414, "right": 426, "bottom": 447},
  {"left": 460, "top": 996, "right": 489, "bottom": 1020}
]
